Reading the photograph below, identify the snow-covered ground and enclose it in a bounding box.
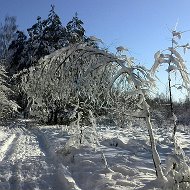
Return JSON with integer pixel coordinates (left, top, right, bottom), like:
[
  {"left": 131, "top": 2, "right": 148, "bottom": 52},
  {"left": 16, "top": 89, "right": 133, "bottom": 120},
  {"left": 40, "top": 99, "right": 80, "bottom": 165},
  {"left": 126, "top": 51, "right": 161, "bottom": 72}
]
[
  {"left": 0, "top": 119, "right": 189, "bottom": 190},
  {"left": 0, "top": 120, "right": 65, "bottom": 190}
]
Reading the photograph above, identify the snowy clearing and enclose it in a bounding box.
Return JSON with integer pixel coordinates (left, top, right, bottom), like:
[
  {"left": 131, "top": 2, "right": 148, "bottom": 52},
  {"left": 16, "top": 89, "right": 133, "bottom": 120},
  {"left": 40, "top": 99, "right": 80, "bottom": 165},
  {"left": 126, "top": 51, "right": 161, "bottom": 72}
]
[{"left": 0, "top": 119, "right": 189, "bottom": 190}]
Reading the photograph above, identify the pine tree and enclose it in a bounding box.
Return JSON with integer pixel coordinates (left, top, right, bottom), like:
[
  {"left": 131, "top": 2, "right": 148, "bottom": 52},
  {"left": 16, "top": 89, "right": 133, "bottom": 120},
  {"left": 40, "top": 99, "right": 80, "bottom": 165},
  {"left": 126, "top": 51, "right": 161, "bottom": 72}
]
[{"left": 8, "top": 6, "right": 89, "bottom": 73}]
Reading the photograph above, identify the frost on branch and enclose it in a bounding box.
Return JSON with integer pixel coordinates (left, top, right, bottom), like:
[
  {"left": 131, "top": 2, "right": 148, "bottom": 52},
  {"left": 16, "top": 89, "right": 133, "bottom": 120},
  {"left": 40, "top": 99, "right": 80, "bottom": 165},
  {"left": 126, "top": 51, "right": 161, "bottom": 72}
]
[
  {"left": 88, "top": 36, "right": 103, "bottom": 44},
  {"left": 165, "top": 137, "right": 190, "bottom": 189},
  {"left": 20, "top": 43, "right": 118, "bottom": 123},
  {"left": 0, "top": 62, "right": 18, "bottom": 118},
  {"left": 116, "top": 46, "right": 128, "bottom": 53},
  {"left": 19, "top": 41, "right": 168, "bottom": 180},
  {"left": 151, "top": 34, "right": 190, "bottom": 94},
  {"left": 150, "top": 29, "right": 190, "bottom": 186}
]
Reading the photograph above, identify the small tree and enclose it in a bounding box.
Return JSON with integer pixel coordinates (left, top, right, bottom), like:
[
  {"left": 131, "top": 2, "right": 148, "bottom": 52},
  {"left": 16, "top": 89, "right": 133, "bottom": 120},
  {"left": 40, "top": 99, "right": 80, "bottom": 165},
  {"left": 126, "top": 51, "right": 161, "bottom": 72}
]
[
  {"left": 151, "top": 30, "right": 190, "bottom": 137},
  {"left": 150, "top": 29, "right": 190, "bottom": 188}
]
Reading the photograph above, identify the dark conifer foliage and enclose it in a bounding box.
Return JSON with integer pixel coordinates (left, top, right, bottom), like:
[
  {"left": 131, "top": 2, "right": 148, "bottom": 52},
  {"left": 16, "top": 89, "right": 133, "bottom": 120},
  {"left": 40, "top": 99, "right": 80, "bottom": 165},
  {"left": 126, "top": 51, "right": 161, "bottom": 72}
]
[
  {"left": 43, "top": 5, "right": 67, "bottom": 49},
  {"left": 66, "top": 12, "right": 86, "bottom": 44},
  {"left": 7, "top": 6, "right": 96, "bottom": 74},
  {"left": 8, "top": 31, "right": 27, "bottom": 72}
]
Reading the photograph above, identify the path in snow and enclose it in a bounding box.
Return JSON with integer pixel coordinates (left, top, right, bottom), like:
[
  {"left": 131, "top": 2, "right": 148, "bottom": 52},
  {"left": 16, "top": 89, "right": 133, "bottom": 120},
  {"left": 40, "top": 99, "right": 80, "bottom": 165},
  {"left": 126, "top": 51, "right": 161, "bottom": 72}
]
[{"left": 0, "top": 121, "right": 64, "bottom": 190}]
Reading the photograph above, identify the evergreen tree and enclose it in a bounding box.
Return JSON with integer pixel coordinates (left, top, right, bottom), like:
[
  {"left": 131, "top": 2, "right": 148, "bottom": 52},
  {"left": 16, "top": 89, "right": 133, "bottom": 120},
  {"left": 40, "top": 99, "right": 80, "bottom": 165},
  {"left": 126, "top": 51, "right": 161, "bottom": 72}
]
[
  {"left": 66, "top": 12, "right": 86, "bottom": 44},
  {"left": 8, "top": 6, "right": 90, "bottom": 73},
  {"left": 8, "top": 31, "right": 27, "bottom": 72},
  {"left": 23, "top": 5, "right": 67, "bottom": 68},
  {"left": 42, "top": 5, "right": 67, "bottom": 50},
  {"left": 8, "top": 5, "right": 67, "bottom": 72},
  {"left": 25, "top": 16, "right": 44, "bottom": 67}
]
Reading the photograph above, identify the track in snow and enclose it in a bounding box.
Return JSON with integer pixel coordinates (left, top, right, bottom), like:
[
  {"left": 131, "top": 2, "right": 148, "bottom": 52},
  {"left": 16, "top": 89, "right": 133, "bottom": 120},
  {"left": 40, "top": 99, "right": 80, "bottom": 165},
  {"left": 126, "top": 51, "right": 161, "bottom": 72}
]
[{"left": 0, "top": 122, "right": 64, "bottom": 190}]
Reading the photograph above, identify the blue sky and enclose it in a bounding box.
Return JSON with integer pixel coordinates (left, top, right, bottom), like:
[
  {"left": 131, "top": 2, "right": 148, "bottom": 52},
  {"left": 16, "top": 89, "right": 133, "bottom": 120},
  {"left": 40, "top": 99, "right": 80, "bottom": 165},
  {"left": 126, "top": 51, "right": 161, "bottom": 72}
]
[{"left": 1, "top": 0, "right": 190, "bottom": 100}]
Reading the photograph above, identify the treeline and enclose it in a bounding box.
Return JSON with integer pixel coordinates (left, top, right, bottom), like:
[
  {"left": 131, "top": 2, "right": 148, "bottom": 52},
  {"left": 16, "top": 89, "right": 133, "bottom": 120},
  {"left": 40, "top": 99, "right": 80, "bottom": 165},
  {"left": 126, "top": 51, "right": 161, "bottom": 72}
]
[
  {"left": 0, "top": 5, "right": 110, "bottom": 124},
  {"left": 0, "top": 5, "right": 189, "bottom": 126},
  {"left": 147, "top": 93, "right": 190, "bottom": 126},
  {"left": 2, "top": 5, "right": 97, "bottom": 74}
]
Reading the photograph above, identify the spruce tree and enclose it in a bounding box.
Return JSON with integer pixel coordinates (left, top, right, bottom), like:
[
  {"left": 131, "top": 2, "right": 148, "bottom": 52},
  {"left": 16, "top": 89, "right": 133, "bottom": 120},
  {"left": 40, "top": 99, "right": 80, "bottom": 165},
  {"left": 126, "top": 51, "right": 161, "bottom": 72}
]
[
  {"left": 43, "top": 5, "right": 67, "bottom": 50},
  {"left": 8, "top": 31, "right": 27, "bottom": 72},
  {"left": 66, "top": 12, "right": 86, "bottom": 44},
  {"left": 24, "top": 5, "right": 67, "bottom": 68}
]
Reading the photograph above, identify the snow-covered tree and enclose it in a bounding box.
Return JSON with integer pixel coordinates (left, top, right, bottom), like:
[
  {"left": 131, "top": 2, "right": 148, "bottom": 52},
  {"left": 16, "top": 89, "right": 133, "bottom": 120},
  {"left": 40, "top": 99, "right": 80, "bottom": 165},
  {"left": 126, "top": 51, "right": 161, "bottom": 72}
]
[
  {"left": 151, "top": 30, "right": 190, "bottom": 137},
  {"left": 151, "top": 29, "right": 190, "bottom": 188},
  {"left": 0, "top": 16, "right": 17, "bottom": 62},
  {"left": 0, "top": 61, "right": 18, "bottom": 118},
  {"left": 19, "top": 43, "right": 115, "bottom": 123},
  {"left": 19, "top": 42, "right": 168, "bottom": 181}
]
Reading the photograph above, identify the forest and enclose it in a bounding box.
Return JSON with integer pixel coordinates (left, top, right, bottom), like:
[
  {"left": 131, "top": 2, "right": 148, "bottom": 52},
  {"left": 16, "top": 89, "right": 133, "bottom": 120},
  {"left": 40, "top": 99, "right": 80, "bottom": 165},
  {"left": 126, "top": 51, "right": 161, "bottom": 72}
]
[{"left": 0, "top": 5, "right": 190, "bottom": 190}]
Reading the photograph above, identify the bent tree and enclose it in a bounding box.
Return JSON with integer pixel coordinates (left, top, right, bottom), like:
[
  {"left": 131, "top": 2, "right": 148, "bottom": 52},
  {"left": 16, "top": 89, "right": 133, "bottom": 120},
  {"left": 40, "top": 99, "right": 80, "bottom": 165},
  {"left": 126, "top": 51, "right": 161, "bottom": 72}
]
[
  {"left": 151, "top": 30, "right": 190, "bottom": 138},
  {"left": 150, "top": 30, "right": 190, "bottom": 187},
  {"left": 20, "top": 43, "right": 167, "bottom": 180}
]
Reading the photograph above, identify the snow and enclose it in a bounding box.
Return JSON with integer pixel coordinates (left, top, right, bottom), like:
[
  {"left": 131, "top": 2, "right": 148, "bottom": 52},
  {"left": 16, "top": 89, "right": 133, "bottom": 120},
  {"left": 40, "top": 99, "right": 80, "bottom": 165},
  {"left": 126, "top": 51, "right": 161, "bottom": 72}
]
[{"left": 0, "top": 119, "right": 189, "bottom": 189}]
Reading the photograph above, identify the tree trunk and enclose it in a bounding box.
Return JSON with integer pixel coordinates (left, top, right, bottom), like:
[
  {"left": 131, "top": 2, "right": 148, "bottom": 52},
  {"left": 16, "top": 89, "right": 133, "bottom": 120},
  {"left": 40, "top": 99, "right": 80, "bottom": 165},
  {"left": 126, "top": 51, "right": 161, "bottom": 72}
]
[
  {"left": 142, "top": 95, "right": 167, "bottom": 181},
  {"left": 145, "top": 115, "right": 167, "bottom": 181},
  {"left": 53, "top": 109, "right": 58, "bottom": 124}
]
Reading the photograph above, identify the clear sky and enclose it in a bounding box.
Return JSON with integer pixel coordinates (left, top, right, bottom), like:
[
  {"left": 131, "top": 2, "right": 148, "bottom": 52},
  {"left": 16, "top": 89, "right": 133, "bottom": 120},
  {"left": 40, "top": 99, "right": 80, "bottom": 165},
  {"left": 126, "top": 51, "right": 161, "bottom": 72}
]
[{"left": 1, "top": 0, "right": 190, "bottom": 100}]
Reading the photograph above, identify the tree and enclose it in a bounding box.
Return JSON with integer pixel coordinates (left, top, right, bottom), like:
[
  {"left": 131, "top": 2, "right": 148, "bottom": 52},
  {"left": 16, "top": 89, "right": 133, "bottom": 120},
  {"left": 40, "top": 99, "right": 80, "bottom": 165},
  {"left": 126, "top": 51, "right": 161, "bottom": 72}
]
[
  {"left": 66, "top": 12, "right": 86, "bottom": 44},
  {"left": 151, "top": 30, "right": 190, "bottom": 137},
  {"left": 8, "top": 5, "right": 67, "bottom": 73},
  {"left": 43, "top": 4, "right": 67, "bottom": 49},
  {"left": 8, "top": 30, "right": 27, "bottom": 73},
  {"left": 0, "top": 16, "right": 17, "bottom": 61},
  {"left": 7, "top": 6, "right": 91, "bottom": 117},
  {"left": 19, "top": 42, "right": 168, "bottom": 182},
  {"left": 0, "top": 61, "right": 18, "bottom": 118},
  {"left": 26, "top": 5, "right": 67, "bottom": 62},
  {"left": 19, "top": 43, "right": 114, "bottom": 123},
  {"left": 150, "top": 29, "right": 190, "bottom": 188}
]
